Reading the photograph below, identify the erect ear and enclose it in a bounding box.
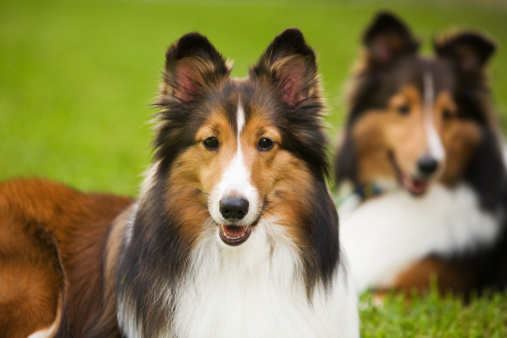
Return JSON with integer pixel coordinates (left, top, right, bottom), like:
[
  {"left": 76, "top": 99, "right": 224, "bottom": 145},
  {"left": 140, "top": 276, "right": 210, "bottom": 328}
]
[
  {"left": 250, "top": 28, "right": 319, "bottom": 108},
  {"left": 161, "top": 32, "right": 230, "bottom": 104},
  {"left": 362, "top": 11, "right": 419, "bottom": 66},
  {"left": 434, "top": 31, "right": 496, "bottom": 74}
]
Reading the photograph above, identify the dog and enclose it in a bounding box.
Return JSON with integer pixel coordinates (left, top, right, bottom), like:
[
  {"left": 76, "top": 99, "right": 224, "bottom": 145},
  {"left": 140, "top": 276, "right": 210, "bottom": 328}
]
[
  {"left": 334, "top": 11, "right": 507, "bottom": 296},
  {"left": 0, "top": 28, "right": 359, "bottom": 337}
]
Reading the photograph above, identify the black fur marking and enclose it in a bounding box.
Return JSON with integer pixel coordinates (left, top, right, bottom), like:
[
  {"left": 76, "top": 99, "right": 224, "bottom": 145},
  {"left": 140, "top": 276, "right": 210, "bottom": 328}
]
[
  {"left": 250, "top": 28, "right": 318, "bottom": 109},
  {"left": 434, "top": 31, "right": 496, "bottom": 75},
  {"left": 301, "top": 182, "right": 340, "bottom": 296},
  {"left": 464, "top": 127, "right": 507, "bottom": 212},
  {"left": 363, "top": 11, "right": 419, "bottom": 66},
  {"left": 165, "top": 32, "right": 228, "bottom": 69},
  {"left": 117, "top": 184, "right": 195, "bottom": 337}
]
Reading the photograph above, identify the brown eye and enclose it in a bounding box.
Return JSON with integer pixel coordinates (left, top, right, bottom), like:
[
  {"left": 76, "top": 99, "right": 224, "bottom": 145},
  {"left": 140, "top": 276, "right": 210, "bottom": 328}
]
[
  {"left": 443, "top": 110, "right": 454, "bottom": 120},
  {"left": 258, "top": 138, "right": 274, "bottom": 151},
  {"left": 203, "top": 137, "right": 219, "bottom": 150},
  {"left": 397, "top": 105, "right": 410, "bottom": 115}
]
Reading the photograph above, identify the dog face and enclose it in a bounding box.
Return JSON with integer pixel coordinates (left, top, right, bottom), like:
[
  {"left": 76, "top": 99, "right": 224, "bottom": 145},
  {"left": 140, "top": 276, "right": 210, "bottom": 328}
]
[
  {"left": 336, "top": 12, "right": 497, "bottom": 196},
  {"left": 147, "top": 29, "right": 333, "bottom": 252}
]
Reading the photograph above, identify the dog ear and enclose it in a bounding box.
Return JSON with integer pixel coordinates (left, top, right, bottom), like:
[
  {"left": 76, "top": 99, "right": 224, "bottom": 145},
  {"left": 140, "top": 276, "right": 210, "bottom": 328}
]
[
  {"left": 161, "top": 33, "right": 230, "bottom": 104},
  {"left": 434, "top": 31, "right": 496, "bottom": 75},
  {"left": 250, "top": 28, "right": 319, "bottom": 108},
  {"left": 362, "top": 11, "right": 419, "bottom": 66}
]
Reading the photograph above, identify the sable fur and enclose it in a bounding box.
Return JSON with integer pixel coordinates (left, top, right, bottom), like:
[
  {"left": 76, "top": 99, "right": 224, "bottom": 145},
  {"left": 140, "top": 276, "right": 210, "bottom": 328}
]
[{"left": 116, "top": 29, "right": 344, "bottom": 336}]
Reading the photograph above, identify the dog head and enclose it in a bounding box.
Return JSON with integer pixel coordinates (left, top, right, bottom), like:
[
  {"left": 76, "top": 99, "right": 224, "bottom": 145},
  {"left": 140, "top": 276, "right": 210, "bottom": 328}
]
[
  {"left": 335, "top": 11, "right": 502, "bottom": 200},
  {"left": 130, "top": 29, "right": 338, "bottom": 290}
]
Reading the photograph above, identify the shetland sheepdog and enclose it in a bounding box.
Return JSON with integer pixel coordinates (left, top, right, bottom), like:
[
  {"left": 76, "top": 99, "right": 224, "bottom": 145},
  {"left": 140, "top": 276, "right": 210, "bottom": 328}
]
[
  {"left": 0, "top": 29, "right": 359, "bottom": 337},
  {"left": 334, "top": 12, "right": 507, "bottom": 296}
]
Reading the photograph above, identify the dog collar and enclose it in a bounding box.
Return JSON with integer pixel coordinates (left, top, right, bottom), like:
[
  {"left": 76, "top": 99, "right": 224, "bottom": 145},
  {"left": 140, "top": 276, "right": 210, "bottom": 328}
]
[{"left": 354, "top": 184, "right": 383, "bottom": 200}]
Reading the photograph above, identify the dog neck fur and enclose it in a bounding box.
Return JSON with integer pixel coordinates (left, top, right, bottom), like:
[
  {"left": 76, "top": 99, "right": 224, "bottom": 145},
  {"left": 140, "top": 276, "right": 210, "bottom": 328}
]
[{"left": 341, "top": 183, "right": 500, "bottom": 293}]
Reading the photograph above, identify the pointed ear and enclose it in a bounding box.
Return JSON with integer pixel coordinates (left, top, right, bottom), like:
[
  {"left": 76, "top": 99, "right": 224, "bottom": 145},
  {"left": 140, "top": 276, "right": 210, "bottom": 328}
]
[
  {"left": 362, "top": 11, "right": 419, "bottom": 66},
  {"left": 250, "top": 28, "right": 319, "bottom": 108},
  {"left": 161, "top": 32, "right": 230, "bottom": 104},
  {"left": 434, "top": 31, "right": 496, "bottom": 74}
]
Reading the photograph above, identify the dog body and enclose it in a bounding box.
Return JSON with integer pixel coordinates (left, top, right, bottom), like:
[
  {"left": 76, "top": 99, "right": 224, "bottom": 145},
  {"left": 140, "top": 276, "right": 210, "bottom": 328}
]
[
  {"left": 113, "top": 202, "right": 355, "bottom": 338},
  {"left": 1, "top": 29, "right": 359, "bottom": 337},
  {"left": 0, "top": 179, "right": 133, "bottom": 337},
  {"left": 335, "top": 12, "right": 507, "bottom": 295}
]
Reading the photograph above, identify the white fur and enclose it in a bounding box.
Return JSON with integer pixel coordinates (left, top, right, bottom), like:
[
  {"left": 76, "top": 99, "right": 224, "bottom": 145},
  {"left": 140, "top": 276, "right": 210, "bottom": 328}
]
[
  {"left": 341, "top": 183, "right": 500, "bottom": 293},
  {"left": 165, "top": 217, "right": 359, "bottom": 338},
  {"left": 118, "top": 217, "right": 359, "bottom": 337},
  {"left": 423, "top": 72, "right": 445, "bottom": 161},
  {"left": 28, "top": 295, "right": 62, "bottom": 338},
  {"left": 139, "top": 160, "right": 160, "bottom": 197},
  {"left": 208, "top": 103, "right": 260, "bottom": 226},
  {"left": 123, "top": 202, "right": 139, "bottom": 248},
  {"left": 236, "top": 99, "right": 245, "bottom": 133},
  {"left": 28, "top": 322, "right": 59, "bottom": 338}
]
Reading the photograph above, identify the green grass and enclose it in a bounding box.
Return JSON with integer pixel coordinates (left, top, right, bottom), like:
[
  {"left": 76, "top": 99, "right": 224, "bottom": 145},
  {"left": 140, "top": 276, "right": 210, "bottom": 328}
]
[
  {"left": 1, "top": 0, "right": 507, "bottom": 195},
  {"left": 1, "top": 0, "right": 507, "bottom": 335},
  {"left": 360, "top": 287, "right": 507, "bottom": 337}
]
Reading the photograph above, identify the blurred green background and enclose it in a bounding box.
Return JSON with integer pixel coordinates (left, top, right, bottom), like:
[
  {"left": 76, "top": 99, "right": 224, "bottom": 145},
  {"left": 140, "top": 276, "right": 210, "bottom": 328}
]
[
  {"left": 2, "top": 0, "right": 507, "bottom": 335},
  {"left": 1, "top": 0, "right": 506, "bottom": 197}
]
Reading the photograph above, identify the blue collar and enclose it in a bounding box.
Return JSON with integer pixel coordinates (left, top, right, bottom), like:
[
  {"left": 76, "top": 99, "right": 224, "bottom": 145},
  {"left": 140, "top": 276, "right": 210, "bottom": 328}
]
[{"left": 354, "top": 184, "right": 383, "bottom": 200}]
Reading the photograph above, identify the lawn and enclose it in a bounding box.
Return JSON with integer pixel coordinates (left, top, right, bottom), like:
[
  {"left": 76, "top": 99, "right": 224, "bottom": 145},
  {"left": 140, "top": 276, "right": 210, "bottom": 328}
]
[
  {"left": 1, "top": 0, "right": 507, "bottom": 335},
  {"left": 360, "top": 287, "right": 507, "bottom": 337}
]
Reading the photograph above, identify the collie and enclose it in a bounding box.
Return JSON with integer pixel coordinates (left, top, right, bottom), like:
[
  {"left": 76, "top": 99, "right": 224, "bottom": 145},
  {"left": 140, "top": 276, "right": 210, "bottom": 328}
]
[
  {"left": 1, "top": 29, "right": 359, "bottom": 337},
  {"left": 334, "top": 12, "right": 507, "bottom": 296}
]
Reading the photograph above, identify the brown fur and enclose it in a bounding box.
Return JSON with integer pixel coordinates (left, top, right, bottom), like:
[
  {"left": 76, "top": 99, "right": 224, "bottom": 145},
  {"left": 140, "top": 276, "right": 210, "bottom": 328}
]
[
  {"left": 393, "top": 257, "right": 475, "bottom": 296},
  {"left": 351, "top": 85, "right": 482, "bottom": 186},
  {"left": 0, "top": 179, "right": 132, "bottom": 337}
]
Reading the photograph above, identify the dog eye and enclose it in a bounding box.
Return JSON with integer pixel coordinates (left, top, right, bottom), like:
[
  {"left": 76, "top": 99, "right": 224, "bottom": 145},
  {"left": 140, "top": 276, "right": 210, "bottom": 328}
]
[
  {"left": 397, "top": 105, "right": 410, "bottom": 115},
  {"left": 203, "top": 137, "right": 219, "bottom": 150},
  {"left": 442, "top": 110, "right": 454, "bottom": 120},
  {"left": 258, "top": 138, "right": 274, "bottom": 151}
]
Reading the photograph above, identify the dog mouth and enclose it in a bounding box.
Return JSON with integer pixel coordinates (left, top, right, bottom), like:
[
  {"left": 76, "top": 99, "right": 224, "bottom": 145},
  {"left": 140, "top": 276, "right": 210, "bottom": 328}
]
[
  {"left": 389, "top": 152, "right": 429, "bottom": 196},
  {"left": 219, "top": 225, "right": 252, "bottom": 246},
  {"left": 400, "top": 174, "right": 429, "bottom": 196},
  {"left": 218, "top": 219, "right": 260, "bottom": 246}
]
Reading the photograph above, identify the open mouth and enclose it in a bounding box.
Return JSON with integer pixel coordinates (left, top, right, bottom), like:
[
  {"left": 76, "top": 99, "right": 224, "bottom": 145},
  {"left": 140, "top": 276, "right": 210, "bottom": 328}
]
[
  {"left": 389, "top": 151, "right": 429, "bottom": 197},
  {"left": 400, "top": 173, "right": 429, "bottom": 196},
  {"left": 219, "top": 224, "right": 252, "bottom": 246},
  {"left": 218, "top": 218, "right": 260, "bottom": 246}
]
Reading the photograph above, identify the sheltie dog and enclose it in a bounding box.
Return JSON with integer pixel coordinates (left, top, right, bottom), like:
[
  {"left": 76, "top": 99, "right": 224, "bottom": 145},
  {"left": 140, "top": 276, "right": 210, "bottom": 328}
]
[
  {"left": 334, "top": 11, "right": 507, "bottom": 296},
  {"left": 0, "top": 29, "right": 359, "bottom": 337}
]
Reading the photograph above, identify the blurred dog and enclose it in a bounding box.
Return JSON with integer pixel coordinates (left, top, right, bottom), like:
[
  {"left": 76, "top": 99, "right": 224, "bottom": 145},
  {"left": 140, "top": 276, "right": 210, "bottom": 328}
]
[
  {"left": 0, "top": 29, "right": 359, "bottom": 337},
  {"left": 335, "top": 11, "right": 507, "bottom": 296}
]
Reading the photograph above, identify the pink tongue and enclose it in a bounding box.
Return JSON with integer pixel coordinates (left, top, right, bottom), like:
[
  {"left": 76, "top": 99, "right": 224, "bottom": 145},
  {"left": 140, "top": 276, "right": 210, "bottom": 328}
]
[
  {"left": 410, "top": 179, "right": 427, "bottom": 194},
  {"left": 402, "top": 174, "right": 427, "bottom": 194},
  {"left": 223, "top": 225, "right": 247, "bottom": 238}
]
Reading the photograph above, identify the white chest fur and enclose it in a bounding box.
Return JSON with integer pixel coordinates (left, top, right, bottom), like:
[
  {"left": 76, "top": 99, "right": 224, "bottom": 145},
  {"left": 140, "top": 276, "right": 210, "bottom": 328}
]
[
  {"left": 341, "top": 183, "right": 500, "bottom": 293},
  {"left": 119, "top": 218, "right": 359, "bottom": 337}
]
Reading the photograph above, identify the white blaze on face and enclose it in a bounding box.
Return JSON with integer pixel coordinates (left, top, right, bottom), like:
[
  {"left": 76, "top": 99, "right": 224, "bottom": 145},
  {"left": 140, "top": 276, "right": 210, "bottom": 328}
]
[
  {"left": 423, "top": 72, "right": 445, "bottom": 161},
  {"left": 209, "top": 102, "right": 260, "bottom": 226}
]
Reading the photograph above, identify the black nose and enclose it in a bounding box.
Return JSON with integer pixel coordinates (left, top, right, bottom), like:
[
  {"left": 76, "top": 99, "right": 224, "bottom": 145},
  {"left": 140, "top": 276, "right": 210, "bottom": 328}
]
[
  {"left": 219, "top": 197, "right": 249, "bottom": 221},
  {"left": 417, "top": 156, "right": 438, "bottom": 175}
]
